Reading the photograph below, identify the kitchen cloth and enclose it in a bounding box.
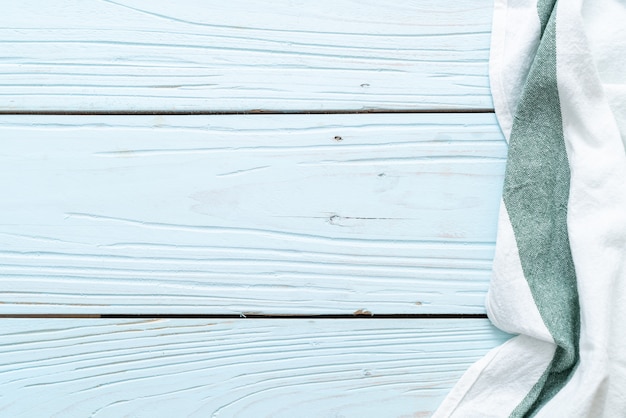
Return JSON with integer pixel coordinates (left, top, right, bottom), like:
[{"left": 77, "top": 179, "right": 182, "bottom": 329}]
[{"left": 433, "top": 0, "right": 626, "bottom": 416}]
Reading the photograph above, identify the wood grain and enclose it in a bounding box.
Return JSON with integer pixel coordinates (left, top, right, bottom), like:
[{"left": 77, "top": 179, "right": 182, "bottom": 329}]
[
  {"left": 0, "top": 0, "right": 493, "bottom": 112},
  {"left": 0, "top": 318, "right": 511, "bottom": 417},
  {"left": 0, "top": 114, "right": 506, "bottom": 314}
]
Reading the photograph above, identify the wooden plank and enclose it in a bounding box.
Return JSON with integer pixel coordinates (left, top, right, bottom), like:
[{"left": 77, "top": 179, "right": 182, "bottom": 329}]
[
  {"left": 0, "top": 114, "right": 506, "bottom": 314},
  {"left": 0, "top": 0, "right": 493, "bottom": 112},
  {"left": 0, "top": 318, "right": 510, "bottom": 417}
]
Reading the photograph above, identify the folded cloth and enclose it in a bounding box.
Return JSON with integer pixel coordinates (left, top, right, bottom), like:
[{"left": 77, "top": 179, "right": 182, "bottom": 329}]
[{"left": 433, "top": 1, "right": 626, "bottom": 416}]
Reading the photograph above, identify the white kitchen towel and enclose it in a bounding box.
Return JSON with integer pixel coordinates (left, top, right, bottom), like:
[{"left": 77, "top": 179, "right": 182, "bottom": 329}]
[{"left": 433, "top": 1, "right": 626, "bottom": 417}]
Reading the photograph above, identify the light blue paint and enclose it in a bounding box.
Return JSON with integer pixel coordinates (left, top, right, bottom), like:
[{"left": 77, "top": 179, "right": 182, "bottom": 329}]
[
  {"left": 0, "top": 0, "right": 492, "bottom": 111},
  {"left": 0, "top": 319, "right": 511, "bottom": 417},
  {"left": 0, "top": 2, "right": 506, "bottom": 415},
  {"left": 0, "top": 113, "right": 506, "bottom": 314}
]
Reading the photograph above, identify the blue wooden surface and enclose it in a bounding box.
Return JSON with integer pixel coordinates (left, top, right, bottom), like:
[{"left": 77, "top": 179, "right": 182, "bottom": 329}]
[
  {"left": 0, "top": 319, "right": 510, "bottom": 417},
  {"left": 0, "top": 114, "right": 505, "bottom": 315},
  {"left": 0, "top": 1, "right": 507, "bottom": 417},
  {"left": 0, "top": 0, "right": 492, "bottom": 112}
]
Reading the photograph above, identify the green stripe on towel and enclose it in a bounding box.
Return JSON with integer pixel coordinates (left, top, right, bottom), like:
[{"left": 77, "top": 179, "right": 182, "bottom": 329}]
[{"left": 502, "top": 2, "right": 580, "bottom": 416}]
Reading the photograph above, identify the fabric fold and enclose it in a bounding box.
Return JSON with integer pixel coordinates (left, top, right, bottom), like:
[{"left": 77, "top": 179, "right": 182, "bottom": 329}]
[{"left": 434, "top": 1, "right": 626, "bottom": 416}]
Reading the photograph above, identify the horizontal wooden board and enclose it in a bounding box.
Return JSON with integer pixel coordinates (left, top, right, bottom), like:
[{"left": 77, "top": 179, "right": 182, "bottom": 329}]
[
  {"left": 0, "top": 114, "right": 506, "bottom": 314},
  {"left": 0, "top": 318, "right": 510, "bottom": 417},
  {"left": 0, "top": 0, "right": 493, "bottom": 112}
]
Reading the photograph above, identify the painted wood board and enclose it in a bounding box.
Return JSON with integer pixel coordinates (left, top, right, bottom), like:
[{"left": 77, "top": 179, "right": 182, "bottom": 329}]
[
  {"left": 0, "top": 318, "right": 511, "bottom": 417},
  {"left": 0, "top": 114, "right": 506, "bottom": 314},
  {"left": 0, "top": 0, "right": 493, "bottom": 112}
]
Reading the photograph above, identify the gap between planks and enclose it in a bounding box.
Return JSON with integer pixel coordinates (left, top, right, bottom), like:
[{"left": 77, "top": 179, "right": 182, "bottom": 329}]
[
  {"left": 0, "top": 108, "right": 494, "bottom": 116},
  {"left": 0, "top": 314, "right": 488, "bottom": 319}
]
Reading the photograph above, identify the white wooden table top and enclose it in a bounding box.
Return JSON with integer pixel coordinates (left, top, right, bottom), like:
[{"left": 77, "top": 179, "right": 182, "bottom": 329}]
[{"left": 0, "top": 1, "right": 508, "bottom": 417}]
